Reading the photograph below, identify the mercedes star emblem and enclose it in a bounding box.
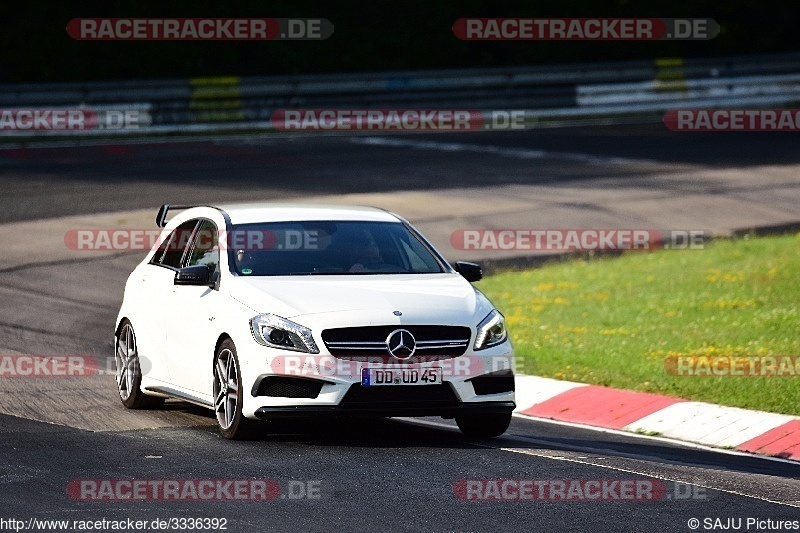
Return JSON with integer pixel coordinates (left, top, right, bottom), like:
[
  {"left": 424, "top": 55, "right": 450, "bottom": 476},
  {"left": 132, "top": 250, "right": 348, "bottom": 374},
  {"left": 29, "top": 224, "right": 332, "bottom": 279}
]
[{"left": 386, "top": 329, "right": 416, "bottom": 360}]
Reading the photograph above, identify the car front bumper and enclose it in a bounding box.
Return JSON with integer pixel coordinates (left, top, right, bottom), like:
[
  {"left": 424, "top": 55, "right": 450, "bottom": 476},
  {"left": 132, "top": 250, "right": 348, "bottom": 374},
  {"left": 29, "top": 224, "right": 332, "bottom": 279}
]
[
  {"left": 237, "top": 340, "right": 516, "bottom": 420},
  {"left": 254, "top": 400, "right": 516, "bottom": 419}
]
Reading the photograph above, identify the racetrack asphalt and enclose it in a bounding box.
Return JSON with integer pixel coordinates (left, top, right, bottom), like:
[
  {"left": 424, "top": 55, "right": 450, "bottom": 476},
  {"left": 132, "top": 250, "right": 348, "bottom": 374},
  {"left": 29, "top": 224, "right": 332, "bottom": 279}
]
[{"left": 0, "top": 124, "right": 798, "bottom": 531}]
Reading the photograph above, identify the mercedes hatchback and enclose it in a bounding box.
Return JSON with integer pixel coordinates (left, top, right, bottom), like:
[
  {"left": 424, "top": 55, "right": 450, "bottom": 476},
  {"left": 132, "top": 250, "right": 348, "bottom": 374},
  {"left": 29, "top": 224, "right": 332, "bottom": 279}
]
[{"left": 115, "top": 203, "right": 515, "bottom": 439}]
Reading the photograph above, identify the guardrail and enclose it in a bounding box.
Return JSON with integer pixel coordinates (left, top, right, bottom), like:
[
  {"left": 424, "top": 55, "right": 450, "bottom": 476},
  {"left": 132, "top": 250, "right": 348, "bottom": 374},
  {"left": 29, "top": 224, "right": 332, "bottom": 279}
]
[{"left": 1, "top": 51, "right": 799, "bottom": 136}]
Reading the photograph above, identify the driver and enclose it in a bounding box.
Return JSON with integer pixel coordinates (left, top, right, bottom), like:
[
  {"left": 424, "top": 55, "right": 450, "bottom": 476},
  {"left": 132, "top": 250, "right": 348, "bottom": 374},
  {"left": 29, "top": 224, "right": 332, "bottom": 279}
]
[
  {"left": 235, "top": 249, "right": 257, "bottom": 275},
  {"left": 347, "top": 230, "right": 382, "bottom": 272}
]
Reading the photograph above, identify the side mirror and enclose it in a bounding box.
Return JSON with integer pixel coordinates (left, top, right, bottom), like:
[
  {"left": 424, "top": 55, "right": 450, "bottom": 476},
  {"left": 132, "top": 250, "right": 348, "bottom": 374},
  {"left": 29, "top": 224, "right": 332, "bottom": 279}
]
[
  {"left": 454, "top": 261, "right": 483, "bottom": 282},
  {"left": 174, "top": 264, "right": 212, "bottom": 286}
]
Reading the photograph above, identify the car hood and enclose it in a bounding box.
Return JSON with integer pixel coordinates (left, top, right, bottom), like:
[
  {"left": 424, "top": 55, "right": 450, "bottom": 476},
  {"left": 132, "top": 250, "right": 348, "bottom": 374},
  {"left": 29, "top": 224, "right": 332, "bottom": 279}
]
[{"left": 228, "top": 273, "right": 492, "bottom": 326}]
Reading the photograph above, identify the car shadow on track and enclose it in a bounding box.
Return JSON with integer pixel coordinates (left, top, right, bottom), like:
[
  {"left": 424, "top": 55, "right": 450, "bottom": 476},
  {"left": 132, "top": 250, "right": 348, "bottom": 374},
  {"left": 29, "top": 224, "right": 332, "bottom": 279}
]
[
  {"left": 160, "top": 402, "right": 800, "bottom": 480},
  {"left": 179, "top": 414, "right": 479, "bottom": 450}
]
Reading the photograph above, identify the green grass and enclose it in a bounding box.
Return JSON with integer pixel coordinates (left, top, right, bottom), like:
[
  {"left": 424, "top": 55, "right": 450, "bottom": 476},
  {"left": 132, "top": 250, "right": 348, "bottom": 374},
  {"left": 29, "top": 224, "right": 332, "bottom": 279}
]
[{"left": 476, "top": 234, "right": 800, "bottom": 416}]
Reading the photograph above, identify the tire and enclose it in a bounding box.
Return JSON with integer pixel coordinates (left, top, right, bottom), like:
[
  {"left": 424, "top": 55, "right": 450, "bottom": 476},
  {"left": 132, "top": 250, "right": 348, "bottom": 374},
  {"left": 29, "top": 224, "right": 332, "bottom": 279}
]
[
  {"left": 115, "top": 319, "right": 164, "bottom": 409},
  {"left": 213, "top": 339, "right": 258, "bottom": 440},
  {"left": 455, "top": 413, "right": 512, "bottom": 438}
]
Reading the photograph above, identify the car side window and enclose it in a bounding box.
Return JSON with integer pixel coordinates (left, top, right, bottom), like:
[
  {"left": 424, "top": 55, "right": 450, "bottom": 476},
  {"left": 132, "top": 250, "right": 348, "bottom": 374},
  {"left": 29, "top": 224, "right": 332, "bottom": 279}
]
[
  {"left": 186, "top": 220, "right": 220, "bottom": 275},
  {"left": 151, "top": 220, "right": 199, "bottom": 269}
]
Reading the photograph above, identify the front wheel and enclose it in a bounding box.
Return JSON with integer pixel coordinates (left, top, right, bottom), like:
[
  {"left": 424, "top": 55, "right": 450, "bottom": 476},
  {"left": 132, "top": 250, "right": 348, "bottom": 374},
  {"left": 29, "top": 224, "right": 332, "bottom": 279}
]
[
  {"left": 455, "top": 413, "right": 512, "bottom": 438},
  {"left": 213, "top": 339, "right": 258, "bottom": 440},
  {"left": 115, "top": 320, "right": 164, "bottom": 409}
]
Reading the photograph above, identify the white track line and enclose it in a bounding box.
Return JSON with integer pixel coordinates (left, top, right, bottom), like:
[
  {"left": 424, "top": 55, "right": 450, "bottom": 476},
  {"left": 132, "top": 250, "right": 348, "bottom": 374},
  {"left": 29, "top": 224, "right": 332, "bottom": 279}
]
[{"left": 402, "top": 417, "right": 800, "bottom": 509}]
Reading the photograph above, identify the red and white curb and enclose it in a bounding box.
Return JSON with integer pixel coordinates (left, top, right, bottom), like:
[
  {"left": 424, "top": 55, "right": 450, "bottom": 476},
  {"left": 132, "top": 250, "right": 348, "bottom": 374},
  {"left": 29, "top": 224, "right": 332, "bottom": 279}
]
[{"left": 514, "top": 375, "right": 800, "bottom": 461}]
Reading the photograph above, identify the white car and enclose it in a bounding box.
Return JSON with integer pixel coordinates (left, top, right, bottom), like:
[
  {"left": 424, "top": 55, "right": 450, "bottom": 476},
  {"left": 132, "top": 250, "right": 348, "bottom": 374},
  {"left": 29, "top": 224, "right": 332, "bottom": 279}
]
[{"left": 115, "top": 203, "right": 515, "bottom": 439}]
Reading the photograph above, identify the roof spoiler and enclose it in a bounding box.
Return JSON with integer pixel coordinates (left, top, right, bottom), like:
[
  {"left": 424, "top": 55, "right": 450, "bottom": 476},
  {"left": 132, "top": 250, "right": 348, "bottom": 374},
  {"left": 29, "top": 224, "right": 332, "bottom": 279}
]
[{"left": 156, "top": 204, "right": 196, "bottom": 228}]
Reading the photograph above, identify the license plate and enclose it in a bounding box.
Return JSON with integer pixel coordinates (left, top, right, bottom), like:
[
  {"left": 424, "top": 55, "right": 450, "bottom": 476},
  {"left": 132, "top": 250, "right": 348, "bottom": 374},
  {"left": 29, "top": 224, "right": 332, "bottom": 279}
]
[{"left": 361, "top": 367, "right": 441, "bottom": 386}]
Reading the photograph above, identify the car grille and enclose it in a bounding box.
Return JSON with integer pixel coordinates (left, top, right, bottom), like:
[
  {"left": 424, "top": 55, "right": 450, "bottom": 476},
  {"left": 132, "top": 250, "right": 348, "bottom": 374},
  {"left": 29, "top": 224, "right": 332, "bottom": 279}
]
[{"left": 322, "top": 325, "right": 471, "bottom": 363}]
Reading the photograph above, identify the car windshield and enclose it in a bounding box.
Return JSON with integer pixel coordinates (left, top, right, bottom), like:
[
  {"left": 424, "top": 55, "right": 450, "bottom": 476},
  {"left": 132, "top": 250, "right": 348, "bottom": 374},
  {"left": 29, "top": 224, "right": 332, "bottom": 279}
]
[{"left": 228, "top": 221, "right": 445, "bottom": 276}]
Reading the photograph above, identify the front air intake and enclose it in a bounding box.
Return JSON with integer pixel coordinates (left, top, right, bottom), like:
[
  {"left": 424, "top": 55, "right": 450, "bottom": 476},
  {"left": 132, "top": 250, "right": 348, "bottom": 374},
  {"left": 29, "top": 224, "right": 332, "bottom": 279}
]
[
  {"left": 252, "top": 376, "right": 327, "bottom": 399},
  {"left": 467, "top": 370, "right": 515, "bottom": 395}
]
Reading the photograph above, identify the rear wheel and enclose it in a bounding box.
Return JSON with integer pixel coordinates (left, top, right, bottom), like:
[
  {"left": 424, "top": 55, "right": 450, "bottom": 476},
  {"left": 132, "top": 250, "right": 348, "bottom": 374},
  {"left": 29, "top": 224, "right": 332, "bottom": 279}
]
[
  {"left": 455, "top": 413, "right": 512, "bottom": 438},
  {"left": 213, "top": 339, "right": 258, "bottom": 440},
  {"left": 115, "top": 320, "right": 164, "bottom": 409}
]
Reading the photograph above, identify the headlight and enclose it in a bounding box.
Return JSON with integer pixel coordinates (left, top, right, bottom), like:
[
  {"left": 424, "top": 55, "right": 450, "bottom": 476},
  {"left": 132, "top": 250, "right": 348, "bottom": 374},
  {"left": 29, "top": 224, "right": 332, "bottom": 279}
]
[
  {"left": 250, "top": 314, "right": 320, "bottom": 354},
  {"left": 474, "top": 310, "right": 507, "bottom": 350}
]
